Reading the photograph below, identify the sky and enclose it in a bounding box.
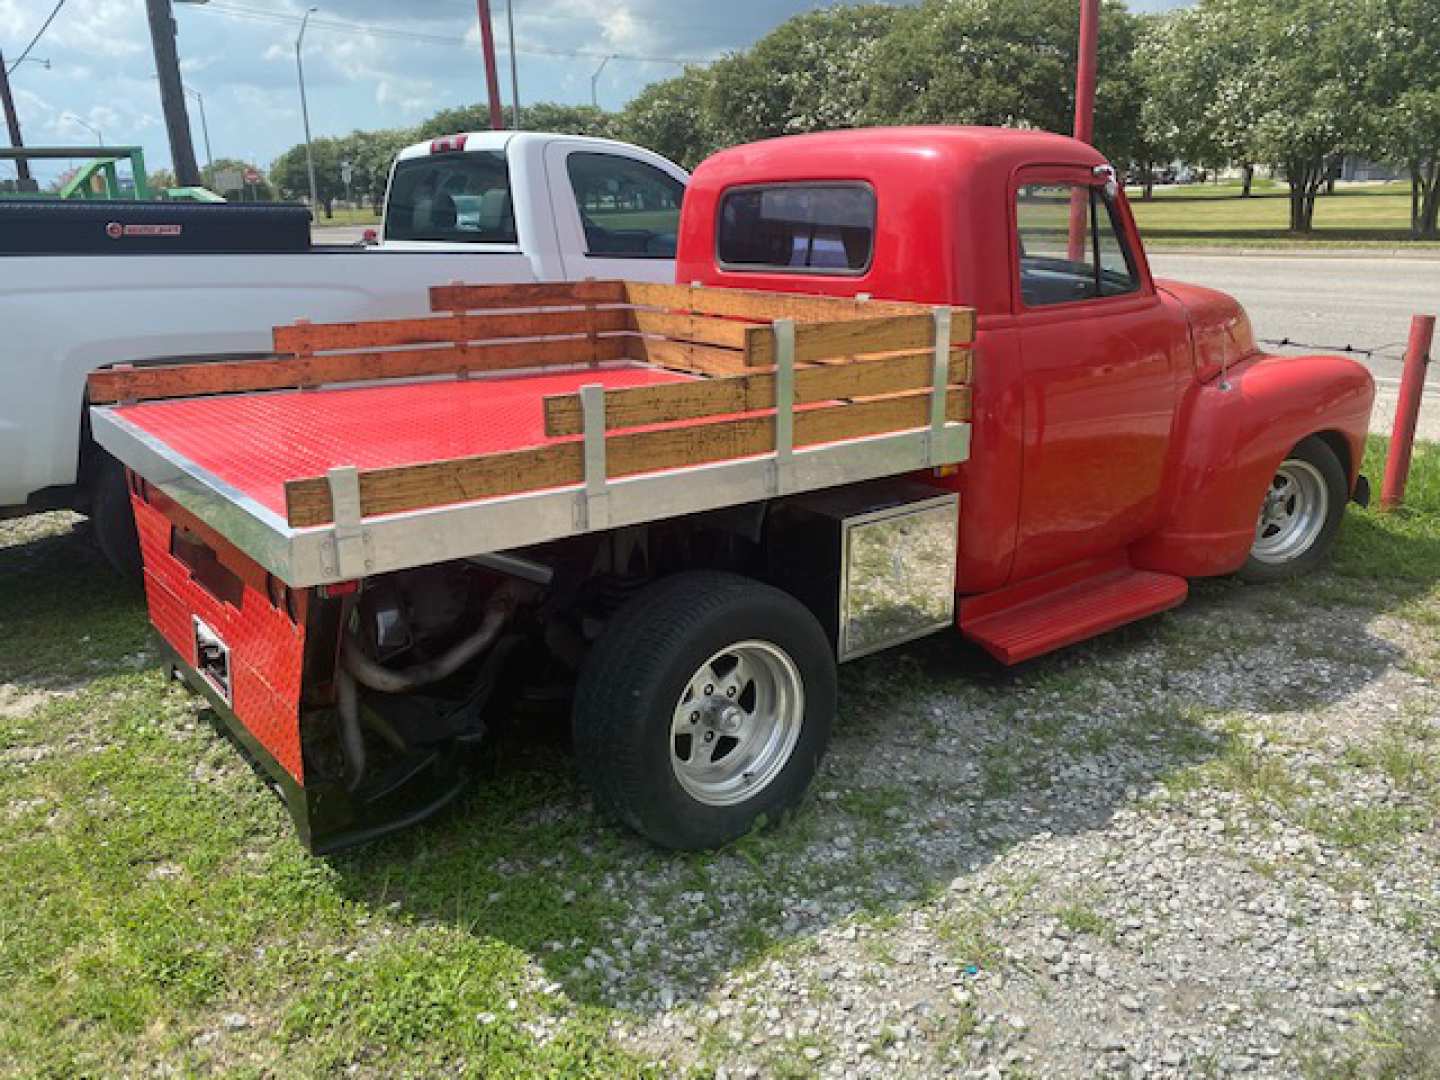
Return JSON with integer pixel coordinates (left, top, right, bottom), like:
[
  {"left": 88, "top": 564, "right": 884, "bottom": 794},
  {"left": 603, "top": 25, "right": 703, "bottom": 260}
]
[{"left": 1, "top": 0, "right": 1193, "bottom": 186}]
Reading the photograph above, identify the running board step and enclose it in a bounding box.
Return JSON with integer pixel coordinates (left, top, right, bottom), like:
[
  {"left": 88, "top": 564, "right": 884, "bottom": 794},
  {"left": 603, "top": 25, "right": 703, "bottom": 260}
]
[{"left": 960, "top": 560, "right": 1187, "bottom": 665}]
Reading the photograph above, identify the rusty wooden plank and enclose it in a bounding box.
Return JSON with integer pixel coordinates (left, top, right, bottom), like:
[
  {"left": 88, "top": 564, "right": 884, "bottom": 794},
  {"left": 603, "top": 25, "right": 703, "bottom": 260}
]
[
  {"left": 88, "top": 336, "right": 633, "bottom": 405},
  {"left": 743, "top": 313, "right": 936, "bottom": 366},
  {"left": 272, "top": 307, "right": 631, "bottom": 354},
  {"left": 428, "top": 279, "right": 628, "bottom": 311},
  {"left": 630, "top": 309, "right": 752, "bottom": 350},
  {"left": 284, "top": 388, "right": 969, "bottom": 526},
  {"left": 543, "top": 348, "right": 972, "bottom": 435},
  {"left": 624, "top": 281, "right": 927, "bottom": 323}
]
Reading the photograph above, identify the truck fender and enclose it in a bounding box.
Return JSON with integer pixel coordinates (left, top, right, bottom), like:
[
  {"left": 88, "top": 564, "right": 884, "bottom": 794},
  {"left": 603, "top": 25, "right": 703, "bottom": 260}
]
[{"left": 1130, "top": 351, "right": 1374, "bottom": 579}]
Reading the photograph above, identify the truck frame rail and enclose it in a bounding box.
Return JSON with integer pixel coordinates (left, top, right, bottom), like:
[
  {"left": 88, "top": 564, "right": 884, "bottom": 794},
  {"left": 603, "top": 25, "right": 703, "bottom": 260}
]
[{"left": 89, "top": 279, "right": 975, "bottom": 588}]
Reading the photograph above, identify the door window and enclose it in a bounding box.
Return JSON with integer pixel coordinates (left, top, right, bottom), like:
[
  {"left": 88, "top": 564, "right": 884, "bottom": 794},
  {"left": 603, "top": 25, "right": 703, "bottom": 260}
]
[
  {"left": 384, "top": 151, "right": 516, "bottom": 244},
  {"left": 1016, "top": 184, "right": 1138, "bottom": 307},
  {"left": 565, "top": 152, "right": 683, "bottom": 258}
]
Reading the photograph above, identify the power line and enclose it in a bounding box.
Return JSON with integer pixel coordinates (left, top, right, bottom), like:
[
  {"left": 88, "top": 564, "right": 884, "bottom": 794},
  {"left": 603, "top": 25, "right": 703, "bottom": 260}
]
[
  {"left": 200, "top": 2, "right": 713, "bottom": 65},
  {"left": 5, "top": 0, "right": 68, "bottom": 75}
]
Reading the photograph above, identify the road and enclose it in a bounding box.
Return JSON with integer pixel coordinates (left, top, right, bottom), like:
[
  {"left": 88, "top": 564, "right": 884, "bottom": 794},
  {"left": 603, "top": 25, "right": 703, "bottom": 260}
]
[{"left": 1148, "top": 252, "right": 1440, "bottom": 386}]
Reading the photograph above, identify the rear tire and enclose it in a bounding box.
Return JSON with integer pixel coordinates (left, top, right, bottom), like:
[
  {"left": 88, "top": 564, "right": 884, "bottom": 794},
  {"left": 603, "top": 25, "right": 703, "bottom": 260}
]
[
  {"left": 92, "top": 455, "right": 142, "bottom": 580},
  {"left": 573, "top": 571, "right": 835, "bottom": 850},
  {"left": 1238, "top": 436, "right": 1346, "bottom": 583}
]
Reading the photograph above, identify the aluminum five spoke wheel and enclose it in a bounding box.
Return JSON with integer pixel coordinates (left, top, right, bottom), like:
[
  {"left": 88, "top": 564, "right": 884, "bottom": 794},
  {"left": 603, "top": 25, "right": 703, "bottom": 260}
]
[
  {"left": 1240, "top": 436, "right": 1347, "bottom": 582},
  {"left": 1251, "top": 459, "right": 1329, "bottom": 565},
  {"left": 670, "top": 641, "right": 804, "bottom": 807}
]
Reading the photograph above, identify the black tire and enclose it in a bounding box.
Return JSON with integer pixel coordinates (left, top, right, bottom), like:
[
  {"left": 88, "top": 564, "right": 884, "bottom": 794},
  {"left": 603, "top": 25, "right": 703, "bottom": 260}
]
[
  {"left": 1238, "top": 435, "right": 1347, "bottom": 583},
  {"left": 573, "top": 571, "right": 835, "bottom": 850},
  {"left": 92, "top": 454, "right": 142, "bottom": 580}
]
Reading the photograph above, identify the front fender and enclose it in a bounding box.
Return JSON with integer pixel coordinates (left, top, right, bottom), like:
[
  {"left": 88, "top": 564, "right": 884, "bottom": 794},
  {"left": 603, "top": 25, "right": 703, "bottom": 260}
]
[{"left": 1131, "top": 352, "right": 1374, "bottom": 578}]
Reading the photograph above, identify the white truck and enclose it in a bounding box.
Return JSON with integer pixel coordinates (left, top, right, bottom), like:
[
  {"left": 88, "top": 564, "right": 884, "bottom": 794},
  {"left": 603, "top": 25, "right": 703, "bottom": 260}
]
[{"left": 0, "top": 131, "right": 688, "bottom": 571}]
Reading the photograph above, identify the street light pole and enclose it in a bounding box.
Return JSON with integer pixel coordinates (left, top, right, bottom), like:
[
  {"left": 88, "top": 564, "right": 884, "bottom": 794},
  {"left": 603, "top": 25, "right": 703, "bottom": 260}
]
[
  {"left": 185, "top": 87, "right": 213, "bottom": 179},
  {"left": 590, "top": 54, "right": 614, "bottom": 109},
  {"left": 295, "top": 7, "right": 320, "bottom": 212},
  {"left": 63, "top": 113, "right": 103, "bottom": 146},
  {"left": 506, "top": 0, "right": 520, "bottom": 129}
]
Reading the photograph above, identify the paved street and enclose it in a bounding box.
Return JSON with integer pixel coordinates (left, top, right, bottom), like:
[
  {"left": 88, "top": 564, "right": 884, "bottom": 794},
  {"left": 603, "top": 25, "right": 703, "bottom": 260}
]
[{"left": 1148, "top": 252, "right": 1440, "bottom": 386}]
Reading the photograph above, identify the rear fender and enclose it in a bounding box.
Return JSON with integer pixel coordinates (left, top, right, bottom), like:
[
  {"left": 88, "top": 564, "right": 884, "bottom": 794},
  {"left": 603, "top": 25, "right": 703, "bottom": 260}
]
[{"left": 1130, "top": 352, "right": 1373, "bottom": 578}]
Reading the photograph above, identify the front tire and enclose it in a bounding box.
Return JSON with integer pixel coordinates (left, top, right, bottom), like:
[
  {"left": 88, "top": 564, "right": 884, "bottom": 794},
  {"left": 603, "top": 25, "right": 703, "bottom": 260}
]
[
  {"left": 1239, "top": 436, "right": 1347, "bottom": 582},
  {"left": 573, "top": 571, "right": 835, "bottom": 850}
]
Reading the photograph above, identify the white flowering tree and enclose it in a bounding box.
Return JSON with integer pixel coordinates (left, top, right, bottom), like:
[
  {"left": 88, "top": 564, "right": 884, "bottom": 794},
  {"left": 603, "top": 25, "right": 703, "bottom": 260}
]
[
  {"left": 617, "top": 67, "right": 720, "bottom": 170},
  {"left": 1368, "top": 0, "right": 1440, "bottom": 238}
]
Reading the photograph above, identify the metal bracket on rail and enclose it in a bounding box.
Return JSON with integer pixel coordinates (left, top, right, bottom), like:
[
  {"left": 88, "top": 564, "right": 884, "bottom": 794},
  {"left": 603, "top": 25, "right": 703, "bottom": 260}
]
[
  {"left": 575, "top": 383, "right": 611, "bottom": 531},
  {"left": 927, "top": 307, "right": 953, "bottom": 465},
  {"left": 324, "top": 465, "right": 371, "bottom": 579},
  {"left": 768, "top": 318, "right": 797, "bottom": 496}
]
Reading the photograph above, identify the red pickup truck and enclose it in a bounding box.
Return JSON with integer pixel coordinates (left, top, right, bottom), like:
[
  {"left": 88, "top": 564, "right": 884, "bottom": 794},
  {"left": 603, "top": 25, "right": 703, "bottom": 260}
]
[{"left": 89, "top": 127, "right": 1373, "bottom": 854}]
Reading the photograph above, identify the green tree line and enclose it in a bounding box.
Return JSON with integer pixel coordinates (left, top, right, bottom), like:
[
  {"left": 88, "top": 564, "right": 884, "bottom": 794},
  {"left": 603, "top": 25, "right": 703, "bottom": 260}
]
[{"left": 267, "top": 0, "right": 1440, "bottom": 237}]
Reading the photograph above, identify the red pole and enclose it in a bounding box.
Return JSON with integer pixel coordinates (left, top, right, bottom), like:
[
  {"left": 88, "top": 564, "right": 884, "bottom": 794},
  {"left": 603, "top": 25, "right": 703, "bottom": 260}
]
[
  {"left": 1381, "top": 314, "right": 1435, "bottom": 511},
  {"left": 477, "top": 0, "right": 505, "bottom": 130},
  {"left": 1067, "top": 0, "right": 1101, "bottom": 260}
]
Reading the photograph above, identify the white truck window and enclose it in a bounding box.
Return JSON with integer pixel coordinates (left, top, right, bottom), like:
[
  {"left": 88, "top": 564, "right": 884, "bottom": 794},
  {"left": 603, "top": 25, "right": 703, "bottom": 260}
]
[
  {"left": 1016, "top": 184, "right": 1138, "bottom": 307},
  {"left": 565, "top": 152, "right": 683, "bottom": 258},
  {"left": 385, "top": 151, "right": 516, "bottom": 244},
  {"left": 716, "top": 184, "right": 875, "bottom": 274}
]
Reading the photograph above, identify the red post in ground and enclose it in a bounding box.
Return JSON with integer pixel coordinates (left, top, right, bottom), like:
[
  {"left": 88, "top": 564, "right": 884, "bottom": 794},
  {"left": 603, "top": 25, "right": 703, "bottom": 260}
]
[
  {"left": 1381, "top": 314, "right": 1435, "bottom": 511},
  {"left": 476, "top": 0, "right": 505, "bottom": 130},
  {"left": 1067, "top": 0, "right": 1101, "bottom": 261}
]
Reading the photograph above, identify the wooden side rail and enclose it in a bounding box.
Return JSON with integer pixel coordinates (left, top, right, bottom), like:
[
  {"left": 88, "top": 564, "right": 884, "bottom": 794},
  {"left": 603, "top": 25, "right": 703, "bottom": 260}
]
[
  {"left": 282, "top": 389, "right": 971, "bottom": 528},
  {"left": 542, "top": 348, "right": 972, "bottom": 435}
]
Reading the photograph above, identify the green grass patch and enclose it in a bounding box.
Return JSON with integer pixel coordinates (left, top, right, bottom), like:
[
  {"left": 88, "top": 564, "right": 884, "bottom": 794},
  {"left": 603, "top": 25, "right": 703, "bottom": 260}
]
[{"left": 1128, "top": 180, "right": 1440, "bottom": 248}]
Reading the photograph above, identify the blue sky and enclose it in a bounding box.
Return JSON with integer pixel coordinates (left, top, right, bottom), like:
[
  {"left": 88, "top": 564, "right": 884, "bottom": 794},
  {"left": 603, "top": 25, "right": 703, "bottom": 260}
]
[{"left": 2, "top": 0, "right": 1192, "bottom": 185}]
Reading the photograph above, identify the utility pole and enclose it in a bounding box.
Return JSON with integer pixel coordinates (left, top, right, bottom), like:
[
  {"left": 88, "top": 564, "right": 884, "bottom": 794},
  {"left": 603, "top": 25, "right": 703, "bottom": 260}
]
[
  {"left": 506, "top": 0, "right": 520, "bottom": 129},
  {"left": 0, "top": 50, "right": 32, "bottom": 184},
  {"left": 145, "top": 0, "right": 202, "bottom": 186},
  {"left": 476, "top": 1, "right": 504, "bottom": 129},
  {"left": 296, "top": 7, "right": 319, "bottom": 211}
]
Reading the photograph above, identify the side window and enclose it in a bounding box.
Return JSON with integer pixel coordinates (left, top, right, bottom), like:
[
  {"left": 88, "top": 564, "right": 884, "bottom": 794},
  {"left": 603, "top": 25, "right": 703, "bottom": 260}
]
[
  {"left": 384, "top": 151, "right": 516, "bottom": 244},
  {"left": 1016, "top": 183, "right": 1138, "bottom": 307},
  {"left": 565, "top": 152, "right": 684, "bottom": 258},
  {"left": 717, "top": 184, "right": 875, "bottom": 273}
]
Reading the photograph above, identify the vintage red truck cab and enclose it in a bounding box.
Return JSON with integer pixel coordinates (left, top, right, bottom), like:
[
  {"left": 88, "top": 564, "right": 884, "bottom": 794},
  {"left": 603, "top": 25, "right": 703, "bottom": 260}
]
[{"left": 89, "top": 127, "right": 1373, "bottom": 853}]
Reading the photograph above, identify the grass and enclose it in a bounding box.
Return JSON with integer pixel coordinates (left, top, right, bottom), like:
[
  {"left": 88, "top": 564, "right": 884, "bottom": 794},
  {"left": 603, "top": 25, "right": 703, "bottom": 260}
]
[
  {"left": 0, "top": 436, "right": 1436, "bottom": 1075},
  {"left": 312, "top": 206, "right": 381, "bottom": 228},
  {"left": 1126, "top": 180, "right": 1440, "bottom": 249}
]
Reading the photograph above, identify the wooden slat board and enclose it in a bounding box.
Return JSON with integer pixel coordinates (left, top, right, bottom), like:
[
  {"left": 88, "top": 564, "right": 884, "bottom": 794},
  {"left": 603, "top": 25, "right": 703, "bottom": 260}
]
[
  {"left": 272, "top": 307, "right": 630, "bottom": 354},
  {"left": 741, "top": 313, "right": 936, "bottom": 367},
  {"left": 429, "top": 280, "right": 627, "bottom": 311},
  {"left": 88, "top": 336, "right": 632, "bottom": 405},
  {"left": 623, "top": 335, "right": 752, "bottom": 376},
  {"left": 284, "top": 388, "right": 971, "bottom": 528},
  {"left": 543, "top": 348, "right": 972, "bottom": 435},
  {"left": 626, "top": 281, "right": 924, "bottom": 323},
  {"left": 630, "top": 310, "right": 752, "bottom": 351}
]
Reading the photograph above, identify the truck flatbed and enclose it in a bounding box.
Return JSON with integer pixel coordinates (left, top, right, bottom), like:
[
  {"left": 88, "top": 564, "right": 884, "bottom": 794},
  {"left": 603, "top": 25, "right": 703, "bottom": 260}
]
[{"left": 90, "top": 280, "right": 974, "bottom": 589}]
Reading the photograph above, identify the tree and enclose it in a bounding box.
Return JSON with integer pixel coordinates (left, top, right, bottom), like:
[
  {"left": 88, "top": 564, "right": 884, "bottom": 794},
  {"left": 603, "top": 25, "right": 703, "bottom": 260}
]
[
  {"left": 864, "top": 0, "right": 1142, "bottom": 166},
  {"left": 1245, "top": 0, "right": 1374, "bottom": 232},
  {"left": 413, "top": 101, "right": 617, "bottom": 141},
  {"left": 336, "top": 127, "right": 411, "bottom": 211},
  {"left": 146, "top": 168, "right": 177, "bottom": 192},
  {"left": 1369, "top": 0, "right": 1440, "bottom": 237},
  {"left": 705, "top": 5, "right": 900, "bottom": 144},
  {"left": 270, "top": 136, "right": 343, "bottom": 216},
  {"left": 202, "top": 158, "right": 275, "bottom": 201},
  {"left": 617, "top": 67, "right": 719, "bottom": 169}
]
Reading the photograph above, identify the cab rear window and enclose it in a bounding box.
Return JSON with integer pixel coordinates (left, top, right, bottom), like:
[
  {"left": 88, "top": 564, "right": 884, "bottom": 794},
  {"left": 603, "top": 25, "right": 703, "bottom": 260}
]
[
  {"left": 384, "top": 151, "right": 516, "bottom": 244},
  {"left": 717, "top": 184, "right": 874, "bottom": 274}
]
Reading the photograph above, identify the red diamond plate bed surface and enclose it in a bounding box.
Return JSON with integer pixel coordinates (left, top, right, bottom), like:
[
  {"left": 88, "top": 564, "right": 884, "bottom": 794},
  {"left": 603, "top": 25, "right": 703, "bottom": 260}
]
[{"left": 113, "top": 365, "right": 694, "bottom": 518}]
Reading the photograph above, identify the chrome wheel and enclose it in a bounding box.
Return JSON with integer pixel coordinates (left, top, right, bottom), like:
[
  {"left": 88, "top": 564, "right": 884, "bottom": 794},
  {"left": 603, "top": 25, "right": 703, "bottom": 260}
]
[
  {"left": 1251, "top": 458, "right": 1330, "bottom": 565},
  {"left": 670, "top": 640, "right": 804, "bottom": 807}
]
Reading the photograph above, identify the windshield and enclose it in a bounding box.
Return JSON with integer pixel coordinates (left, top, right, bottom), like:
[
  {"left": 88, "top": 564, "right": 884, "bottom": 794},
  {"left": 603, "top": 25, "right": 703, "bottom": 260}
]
[{"left": 384, "top": 151, "right": 516, "bottom": 244}]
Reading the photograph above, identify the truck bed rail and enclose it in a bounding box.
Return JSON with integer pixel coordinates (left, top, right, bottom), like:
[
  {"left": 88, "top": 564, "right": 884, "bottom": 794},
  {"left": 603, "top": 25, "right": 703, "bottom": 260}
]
[{"left": 89, "top": 280, "right": 974, "bottom": 586}]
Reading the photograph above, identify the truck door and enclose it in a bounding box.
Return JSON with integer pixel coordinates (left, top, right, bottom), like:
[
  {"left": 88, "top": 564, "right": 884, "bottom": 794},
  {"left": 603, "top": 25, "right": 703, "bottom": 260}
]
[
  {"left": 1010, "top": 166, "right": 1183, "bottom": 581},
  {"left": 543, "top": 142, "right": 687, "bottom": 283}
]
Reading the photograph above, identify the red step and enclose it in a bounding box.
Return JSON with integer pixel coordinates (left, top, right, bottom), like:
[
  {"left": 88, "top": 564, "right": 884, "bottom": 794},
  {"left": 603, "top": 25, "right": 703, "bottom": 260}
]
[{"left": 960, "top": 556, "right": 1187, "bottom": 665}]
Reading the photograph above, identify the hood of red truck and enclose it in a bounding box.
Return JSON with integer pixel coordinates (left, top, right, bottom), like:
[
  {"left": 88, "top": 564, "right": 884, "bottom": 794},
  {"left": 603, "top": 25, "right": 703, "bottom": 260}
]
[{"left": 1156, "top": 278, "right": 1260, "bottom": 384}]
